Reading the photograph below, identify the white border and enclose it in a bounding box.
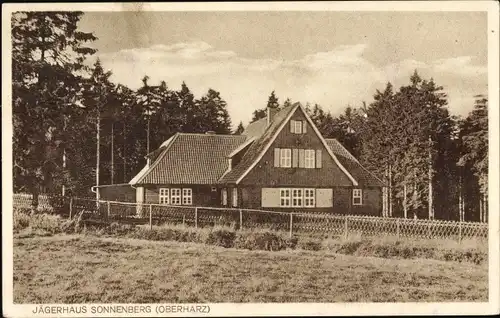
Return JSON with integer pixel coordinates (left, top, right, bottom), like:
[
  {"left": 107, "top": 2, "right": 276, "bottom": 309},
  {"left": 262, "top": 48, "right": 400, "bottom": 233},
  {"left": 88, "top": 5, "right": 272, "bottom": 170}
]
[{"left": 2, "top": 2, "right": 499, "bottom": 317}]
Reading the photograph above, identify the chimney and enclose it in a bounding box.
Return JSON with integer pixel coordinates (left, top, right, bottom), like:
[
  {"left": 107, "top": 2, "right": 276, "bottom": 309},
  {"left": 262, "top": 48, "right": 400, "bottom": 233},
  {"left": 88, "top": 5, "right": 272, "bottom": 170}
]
[
  {"left": 205, "top": 131, "right": 216, "bottom": 135},
  {"left": 266, "top": 107, "right": 279, "bottom": 126}
]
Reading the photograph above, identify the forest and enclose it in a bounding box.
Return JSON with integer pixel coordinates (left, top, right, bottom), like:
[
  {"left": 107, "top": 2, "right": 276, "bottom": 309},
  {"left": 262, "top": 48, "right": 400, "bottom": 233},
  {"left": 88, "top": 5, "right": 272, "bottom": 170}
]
[{"left": 11, "top": 12, "right": 488, "bottom": 222}]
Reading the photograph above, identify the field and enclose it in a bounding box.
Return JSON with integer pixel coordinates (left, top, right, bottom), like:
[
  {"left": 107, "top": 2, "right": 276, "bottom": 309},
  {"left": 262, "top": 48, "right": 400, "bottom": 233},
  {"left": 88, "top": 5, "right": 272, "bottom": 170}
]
[{"left": 13, "top": 234, "right": 488, "bottom": 303}]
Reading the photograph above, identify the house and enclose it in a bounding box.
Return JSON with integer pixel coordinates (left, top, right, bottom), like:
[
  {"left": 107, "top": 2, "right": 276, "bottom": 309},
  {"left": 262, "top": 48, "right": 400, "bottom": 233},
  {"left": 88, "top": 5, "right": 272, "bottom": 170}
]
[{"left": 118, "top": 102, "right": 386, "bottom": 215}]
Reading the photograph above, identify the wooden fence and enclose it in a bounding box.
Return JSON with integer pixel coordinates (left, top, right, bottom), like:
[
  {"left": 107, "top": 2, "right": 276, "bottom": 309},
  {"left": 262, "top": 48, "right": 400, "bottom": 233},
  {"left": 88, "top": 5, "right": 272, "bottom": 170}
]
[{"left": 12, "top": 194, "right": 488, "bottom": 242}]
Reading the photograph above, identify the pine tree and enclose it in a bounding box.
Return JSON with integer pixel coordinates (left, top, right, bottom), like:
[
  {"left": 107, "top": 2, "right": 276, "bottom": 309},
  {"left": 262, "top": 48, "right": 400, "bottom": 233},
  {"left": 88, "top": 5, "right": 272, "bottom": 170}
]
[
  {"left": 81, "top": 59, "right": 115, "bottom": 200},
  {"left": 266, "top": 90, "right": 280, "bottom": 108},
  {"left": 234, "top": 121, "right": 245, "bottom": 135},
  {"left": 196, "top": 89, "right": 232, "bottom": 134},
  {"left": 12, "top": 11, "right": 96, "bottom": 206},
  {"left": 251, "top": 90, "right": 281, "bottom": 123},
  {"left": 458, "top": 95, "right": 488, "bottom": 222}
]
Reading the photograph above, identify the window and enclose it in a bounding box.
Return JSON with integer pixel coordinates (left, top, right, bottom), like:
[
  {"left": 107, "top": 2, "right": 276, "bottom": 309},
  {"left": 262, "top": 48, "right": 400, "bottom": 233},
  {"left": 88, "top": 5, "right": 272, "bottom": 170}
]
[
  {"left": 159, "top": 188, "right": 169, "bottom": 204},
  {"left": 222, "top": 188, "right": 228, "bottom": 206},
  {"left": 280, "top": 189, "right": 291, "bottom": 207},
  {"left": 304, "top": 189, "right": 315, "bottom": 207},
  {"left": 304, "top": 150, "right": 316, "bottom": 168},
  {"left": 292, "top": 189, "right": 303, "bottom": 207},
  {"left": 232, "top": 188, "right": 238, "bottom": 207},
  {"left": 171, "top": 188, "right": 181, "bottom": 205},
  {"left": 279, "top": 188, "right": 316, "bottom": 208},
  {"left": 182, "top": 188, "right": 192, "bottom": 205},
  {"left": 294, "top": 120, "right": 302, "bottom": 134},
  {"left": 280, "top": 148, "right": 291, "bottom": 168},
  {"left": 291, "top": 120, "right": 306, "bottom": 134},
  {"left": 353, "top": 189, "right": 363, "bottom": 205}
]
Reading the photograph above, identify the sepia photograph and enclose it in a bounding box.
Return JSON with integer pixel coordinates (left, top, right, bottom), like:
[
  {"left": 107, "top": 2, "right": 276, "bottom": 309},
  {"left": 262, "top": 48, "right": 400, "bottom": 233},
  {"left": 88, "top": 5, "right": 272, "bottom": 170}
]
[{"left": 2, "top": 1, "right": 499, "bottom": 317}]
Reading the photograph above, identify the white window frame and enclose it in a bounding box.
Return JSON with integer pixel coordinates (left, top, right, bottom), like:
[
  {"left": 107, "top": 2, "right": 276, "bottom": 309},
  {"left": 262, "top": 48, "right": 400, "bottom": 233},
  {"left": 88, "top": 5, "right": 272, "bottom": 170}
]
[
  {"left": 222, "top": 188, "right": 228, "bottom": 206},
  {"left": 182, "top": 188, "right": 192, "bottom": 205},
  {"left": 171, "top": 188, "right": 181, "bottom": 205},
  {"left": 280, "top": 148, "right": 292, "bottom": 168},
  {"left": 232, "top": 188, "right": 238, "bottom": 207},
  {"left": 292, "top": 188, "right": 303, "bottom": 207},
  {"left": 159, "top": 188, "right": 169, "bottom": 205},
  {"left": 353, "top": 189, "right": 363, "bottom": 205},
  {"left": 294, "top": 120, "right": 303, "bottom": 134},
  {"left": 304, "top": 188, "right": 315, "bottom": 207},
  {"left": 280, "top": 188, "right": 291, "bottom": 207},
  {"left": 304, "top": 149, "right": 316, "bottom": 168}
]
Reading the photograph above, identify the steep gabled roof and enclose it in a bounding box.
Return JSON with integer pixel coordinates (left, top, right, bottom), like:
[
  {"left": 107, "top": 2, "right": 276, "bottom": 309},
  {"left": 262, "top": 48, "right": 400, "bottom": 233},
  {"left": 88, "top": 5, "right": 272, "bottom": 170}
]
[
  {"left": 325, "top": 139, "right": 385, "bottom": 187},
  {"left": 134, "top": 133, "right": 247, "bottom": 185},
  {"left": 220, "top": 103, "right": 361, "bottom": 186},
  {"left": 218, "top": 104, "right": 299, "bottom": 184}
]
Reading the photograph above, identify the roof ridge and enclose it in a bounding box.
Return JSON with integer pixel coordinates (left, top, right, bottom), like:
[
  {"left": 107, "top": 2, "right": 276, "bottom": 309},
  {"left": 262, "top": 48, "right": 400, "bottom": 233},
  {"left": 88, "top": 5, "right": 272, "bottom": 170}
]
[{"left": 177, "top": 132, "right": 245, "bottom": 138}]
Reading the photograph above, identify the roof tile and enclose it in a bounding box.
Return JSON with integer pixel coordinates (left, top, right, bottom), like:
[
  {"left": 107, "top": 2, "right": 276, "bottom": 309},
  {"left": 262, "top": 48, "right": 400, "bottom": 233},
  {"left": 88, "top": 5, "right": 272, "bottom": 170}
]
[{"left": 137, "top": 133, "right": 247, "bottom": 185}]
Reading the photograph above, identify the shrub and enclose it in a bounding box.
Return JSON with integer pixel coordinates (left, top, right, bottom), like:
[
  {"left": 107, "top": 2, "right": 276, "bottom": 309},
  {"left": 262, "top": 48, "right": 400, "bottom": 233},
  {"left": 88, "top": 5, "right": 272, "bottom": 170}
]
[
  {"left": 29, "top": 213, "right": 63, "bottom": 234},
  {"left": 298, "top": 239, "right": 322, "bottom": 251},
  {"left": 13, "top": 208, "right": 31, "bottom": 232},
  {"left": 129, "top": 225, "right": 206, "bottom": 244},
  {"left": 234, "top": 230, "right": 288, "bottom": 251},
  {"left": 205, "top": 228, "right": 236, "bottom": 248},
  {"left": 335, "top": 240, "right": 364, "bottom": 255},
  {"left": 285, "top": 236, "right": 299, "bottom": 249},
  {"left": 60, "top": 212, "right": 85, "bottom": 234}
]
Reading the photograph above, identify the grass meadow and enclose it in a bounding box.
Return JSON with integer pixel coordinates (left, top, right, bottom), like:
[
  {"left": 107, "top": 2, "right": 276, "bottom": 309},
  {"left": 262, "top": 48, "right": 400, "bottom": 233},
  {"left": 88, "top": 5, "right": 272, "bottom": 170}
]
[{"left": 13, "top": 233, "right": 487, "bottom": 303}]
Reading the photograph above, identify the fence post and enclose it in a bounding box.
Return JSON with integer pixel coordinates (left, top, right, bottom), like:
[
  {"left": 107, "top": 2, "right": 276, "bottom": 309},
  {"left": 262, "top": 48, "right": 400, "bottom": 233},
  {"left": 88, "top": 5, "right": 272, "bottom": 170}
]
[
  {"left": 69, "top": 197, "right": 73, "bottom": 219},
  {"left": 107, "top": 201, "right": 110, "bottom": 221},
  {"left": 458, "top": 221, "right": 462, "bottom": 243},
  {"left": 149, "top": 204, "right": 153, "bottom": 230},
  {"left": 195, "top": 207, "right": 198, "bottom": 228},
  {"left": 239, "top": 209, "right": 243, "bottom": 230},
  {"left": 289, "top": 213, "right": 293, "bottom": 238},
  {"left": 396, "top": 218, "right": 400, "bottom": 238}
]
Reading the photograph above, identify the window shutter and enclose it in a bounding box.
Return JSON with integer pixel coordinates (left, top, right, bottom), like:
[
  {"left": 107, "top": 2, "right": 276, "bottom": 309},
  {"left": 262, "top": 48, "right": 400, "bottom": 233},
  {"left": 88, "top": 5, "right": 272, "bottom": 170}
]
[
  {"left": 274, "top": 148, "right": 281, "bottom": 167},
  {"left": 261, "top": 188, "right": 281, "bottom": 207},
  {"left": 290, "top": 120, "right": 295, "bottom": 133},
  {"left": 316, "top": 189, "right": 333, "bottom": 207},
  {"left": 316, "top": 150, "right": 322, "bottom": 168},
  {"left": 303, "top": 121, "right": 307, "bottom": 133},
  {"left": 292, "top": 149, "right": 299, "bottom": 167},
  {"left": 298, "top": 149, "right": 305, "bottom": 168}
]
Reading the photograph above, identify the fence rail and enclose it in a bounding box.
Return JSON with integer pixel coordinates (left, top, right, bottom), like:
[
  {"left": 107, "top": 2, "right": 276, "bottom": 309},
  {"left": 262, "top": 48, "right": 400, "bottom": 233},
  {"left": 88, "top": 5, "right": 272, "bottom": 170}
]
[{"left": 13, "top": 194, "right": 488, "bottom": 242}]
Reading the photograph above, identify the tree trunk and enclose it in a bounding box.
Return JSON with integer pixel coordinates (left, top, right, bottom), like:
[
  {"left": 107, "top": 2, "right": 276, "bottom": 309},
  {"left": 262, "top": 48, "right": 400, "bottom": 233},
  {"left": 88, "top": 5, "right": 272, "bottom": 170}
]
[
  {"left": 111, "top": 121, "right": 114, "bottom": 184},
  {"left": 96, "top": 113, "right": 100, "bottom": 202},
  {"left": 123, "top": 123, "right": 126, "bottom": 183},
  {"left": 31, "top": 185, "right": 39, "bottom": 213},
  {"left": 428, "top": 136, "right": 434, "bottom": 220},
  {"left": 62, "top": 149, "right": 66, "bottom": 196},
  {"left": 388, "top": 164, "right": 393, "bottom": 217},
  {"left": 458, "top": 170, "right": 464, "bottom": 222},
  {"left": 484, "top": 193, "right": 488, "bottom": 223},
  {"left": 147, "top": 117, "right": 150, "bottom": 155},
  {"left": 403, "top": 183, "right": 407, "bottom": 218}
]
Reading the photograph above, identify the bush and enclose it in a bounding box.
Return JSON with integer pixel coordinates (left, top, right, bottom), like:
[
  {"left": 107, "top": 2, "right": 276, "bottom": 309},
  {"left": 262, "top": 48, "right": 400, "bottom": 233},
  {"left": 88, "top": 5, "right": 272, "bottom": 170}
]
[
  {"left": 29, "top": 213, "right": 63, "bottom": 234},
  {"left": 234, "top": 230, "right": 288, "bottom": 251},
  {"left": 298, "top": 239, "right": 322, "bottom": 251},
  {"left": 129, "top": 225, "right": 206, "bottom": 244},
  {"left": 13, "top": 209, "right": 31, "bottom": 232},
  {"left": 205, "top": 228, "right": 236, "bottom": 248},
  {"left": 60, "top": 212, "right": 86, "bottom": 234}
]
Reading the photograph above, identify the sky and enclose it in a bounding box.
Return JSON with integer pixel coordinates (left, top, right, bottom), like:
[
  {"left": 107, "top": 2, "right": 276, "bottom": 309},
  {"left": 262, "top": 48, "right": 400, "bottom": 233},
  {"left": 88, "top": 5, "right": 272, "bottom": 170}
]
[{"left": 78, "top": 11, "right": 488, "bottom": 127}]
